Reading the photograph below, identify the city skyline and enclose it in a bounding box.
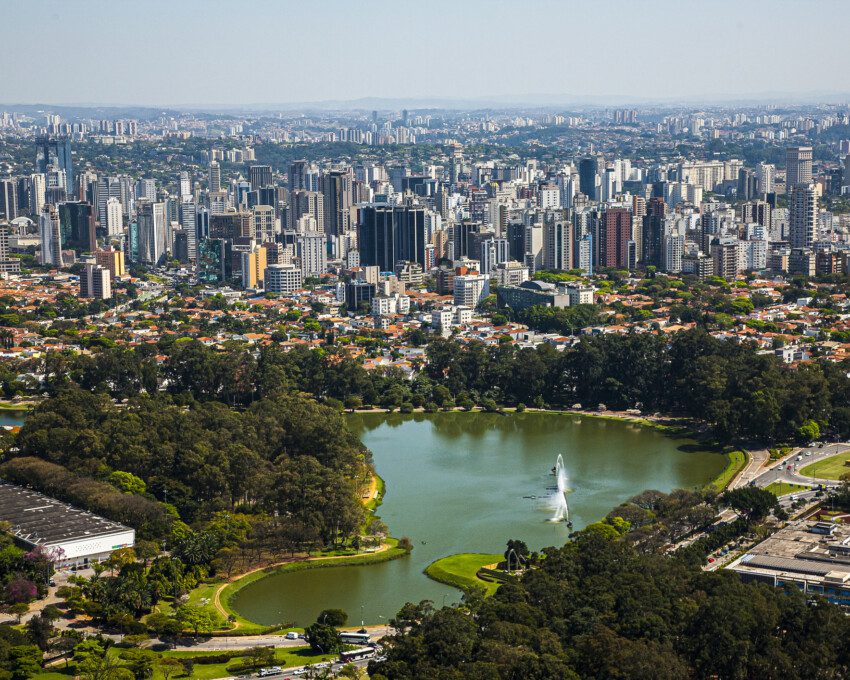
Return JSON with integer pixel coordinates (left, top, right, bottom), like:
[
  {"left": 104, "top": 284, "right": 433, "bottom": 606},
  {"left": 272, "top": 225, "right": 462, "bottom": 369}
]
[{"left": 4, "top": 0, "right": 850, "bottom": 108}]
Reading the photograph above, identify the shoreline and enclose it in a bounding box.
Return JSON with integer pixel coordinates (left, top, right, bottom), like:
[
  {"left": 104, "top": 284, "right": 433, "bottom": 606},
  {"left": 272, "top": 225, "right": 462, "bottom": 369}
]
[{"left": 188, "top": 407, "right": 744, "bottom": 631}]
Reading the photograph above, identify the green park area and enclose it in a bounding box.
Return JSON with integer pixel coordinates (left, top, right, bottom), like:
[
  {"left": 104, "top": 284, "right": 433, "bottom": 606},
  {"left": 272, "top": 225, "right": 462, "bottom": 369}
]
[
  {"left": 801, "top": 453, "right": 850, "bottom": 481},
  {"left": 33, "top": 645, "right": 335, "bottom": 680},
  {"left": 764, "top": 481, "right": 811, "bottom": 497},
  {"left": 424, "top": 553, "right": 503, "bottom": 596}
]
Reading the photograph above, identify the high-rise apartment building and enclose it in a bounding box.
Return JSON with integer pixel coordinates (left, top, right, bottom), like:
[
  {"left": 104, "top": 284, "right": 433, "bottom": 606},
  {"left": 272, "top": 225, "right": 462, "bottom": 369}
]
[
  {"left": 296, "top": 231, "right": 327, "bottom": 277},
  {"left": 544, "top": 220, "right": 573, "bottom": 271},
  {"left": 79, "top": 264, "right": 111, "bottom": 299},
  {"left": 289, "top": 190, "right": 324, "bottom": 232},
  {"left": 597, "top": 207, "right": 632, "bottom": 269},
  {"left": 136, "top": 200, "right": 168, "bottom": 264},
  {"left": 786, "top": 146, "right": 813, "bottom": 187},
  {"left": 209, "top": 161, "right": 221, "bottom": 193},
  {"left": 321, "top": 169, "right": 353, "bottom": 236},
  {"left": 95, "top": 247, "right": 126, "bottom": 278},
  {"left": 106, "top": 197, "right": 123, "bottom": 235},
  {"left": 39, "top": 204, "right": 62, "bottom": 266},
  {"left": 789, "top": 183, "right": 817, "bottom": 249},
  {"left": 252, "top": 204, "right": 275, "bottom": 242}
]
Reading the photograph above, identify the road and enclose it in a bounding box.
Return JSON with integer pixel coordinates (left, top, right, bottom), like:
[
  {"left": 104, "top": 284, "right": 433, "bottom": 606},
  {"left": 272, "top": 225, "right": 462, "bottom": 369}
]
[
  {"left": 750, "top": 442, "right": 850, "bottom": 491},
  {"left": 150, "top": 626, "right": 391, "bottom": 652}
]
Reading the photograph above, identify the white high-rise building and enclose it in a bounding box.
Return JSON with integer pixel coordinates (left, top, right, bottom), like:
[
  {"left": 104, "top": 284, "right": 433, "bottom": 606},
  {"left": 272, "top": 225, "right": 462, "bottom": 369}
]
[
  {"left": 106, "top": 197, "right": 123, "bottom": 235},
  {"left": 252, "top": 204, "right": 276, "bottom": 243},
  {"left": 479, "top": 237, "right": 509, "bottom": 273},
  {"left": 178, "top": 171, "right": 191, "bottom": 200},
  {"left": 135, "top": 178, "right": 156, "bottom": 202},
  {"left": 39, "top": 204, "right": 62, "bottom": 266},
  {"left": 453, "top": 273, "right": 490, "bottom": 308},
  {"left": 136, "top": 200, "right": 167, "bottom": 264},
  {"left": 296, "top": 231, "right": 327, "bottom": 277},
  {"left": 756, "top": 163, "right": 775, "bottom": 194}
]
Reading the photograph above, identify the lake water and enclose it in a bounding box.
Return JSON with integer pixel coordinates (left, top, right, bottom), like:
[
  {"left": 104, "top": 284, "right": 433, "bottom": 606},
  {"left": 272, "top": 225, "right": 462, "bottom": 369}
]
[
  {"left": 230, "top": 412, "right": 726, "bottom": 626},
  {"left": 0, "top": 410, "right": 26, "bottom": 428}
]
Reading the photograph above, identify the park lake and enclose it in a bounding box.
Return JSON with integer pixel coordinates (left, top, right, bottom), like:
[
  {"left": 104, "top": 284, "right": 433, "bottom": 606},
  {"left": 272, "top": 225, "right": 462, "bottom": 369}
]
[{"left": 230, "top": 411, "right": 727, "bottom": 626}]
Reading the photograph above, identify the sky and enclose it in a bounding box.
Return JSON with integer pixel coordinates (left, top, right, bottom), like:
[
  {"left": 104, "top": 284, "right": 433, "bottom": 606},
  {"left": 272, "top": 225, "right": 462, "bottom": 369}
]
[{"left": 3, "top": 0, "right": 850, "bottom": 108}]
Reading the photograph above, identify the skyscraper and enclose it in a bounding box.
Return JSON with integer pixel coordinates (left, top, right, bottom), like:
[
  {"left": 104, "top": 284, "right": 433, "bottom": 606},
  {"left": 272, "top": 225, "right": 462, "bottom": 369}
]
[
  {"left": 0, "top": 179, "right": 17, "bottom": 220},
  {"left": 641, "top": 197, "right": 666, "bottom": 268},
  {"left": 35, "top": 136, "right": 74, "bottom": 190},
  {"left": 789, "top": 183, "right": 817, "bottom": 249},
  {"left": 578, "top": 155, "right": 603, "bottom": 200},
  {"left": 252, "top": 204, "right": 275, "bottom": 242},
  {"left": 136, "top": 200, "right": 168, "bottom": 264},
  {"left": 249, "top": 165, "right": 272, "bottom": 190},
  {"left": 209, "top": 161, "right": 221, "bottom": 193},
  {"left": 288, "top": 190, "right": 324, "bottom": 232},
  {"left": 106, "top": 197, "right": 123, "bottom": 236},
  {"left": 321, "top": 169, "right": 353, "bottom": 236},
  {"left": 39, "top": 204, "right": 62, "bottom": 266},
  {"left": 786, "top": 146, "right": 813, "bottom": 187},
  {"left": 358, "top": 205, "right": 428, "bottom": 272},
  {"left": 288, "top": 160, "right": 308, "bottom": 192},
  {"left": 58, "top": 201, "right": 96, "bottom": 252},
  {"left": 597, "top": 207, "right": 632, "bottom": 269},
  {"left": 544, "top": 220, "right": 573, "bottom": 271},
  {"left": 79, "top": 264, "right": 112, "bottom": 299}
]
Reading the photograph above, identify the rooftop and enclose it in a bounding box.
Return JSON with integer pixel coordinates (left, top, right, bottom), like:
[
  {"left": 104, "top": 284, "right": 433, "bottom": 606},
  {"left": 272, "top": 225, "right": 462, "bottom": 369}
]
[{"left": 0, "top": 482, "right": 132, "bottom": 549}]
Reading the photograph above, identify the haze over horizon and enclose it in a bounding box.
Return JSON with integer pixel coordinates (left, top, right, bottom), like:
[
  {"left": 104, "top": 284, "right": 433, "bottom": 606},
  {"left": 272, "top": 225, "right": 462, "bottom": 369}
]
[{"left": 4, "top": 0, "right": 850, "bottom": 108}]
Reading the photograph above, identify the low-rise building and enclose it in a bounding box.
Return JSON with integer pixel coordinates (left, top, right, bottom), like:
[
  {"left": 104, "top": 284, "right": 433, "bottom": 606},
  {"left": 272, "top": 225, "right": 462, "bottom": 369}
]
[{"left": 0, "top": 482, "right": 135, "bottom": 569}]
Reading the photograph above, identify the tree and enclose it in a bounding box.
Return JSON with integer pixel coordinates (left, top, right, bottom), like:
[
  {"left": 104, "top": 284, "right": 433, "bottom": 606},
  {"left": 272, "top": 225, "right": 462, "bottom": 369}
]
[
  {"left": 119, "top": 649, "right": 156, "bottom": 680},
  {"left": 244, "top": 646, "right": 275, "bottom": 670},
  {"left": 25, "top": 613, "right": 54, "bottom": 650},
  {"left": 721, "top": 487, "right": 777, "bottom": 521},
  {"left": 7, "top": 602, "right": 29, "bottom": 622},
  {"left": 8, "top": 645, "right": 42, "bottom": 680},
  {"left": 157, "top": 658, "right": 182, "bottom": 680},
  {"left": 175, "top": 604, "right": 218, "bottom": 636},
  {"left": 504, "top": 539, "right": 530, "bottom": 567},
  {"left": 317, "top": 608, "right": 348, "bottom": 627},
  {"left": 798, "top": 418, "right": 820, "bottom": 442},
  {"left": 304, "top": 623, "right": 341, "bottom": 653}
]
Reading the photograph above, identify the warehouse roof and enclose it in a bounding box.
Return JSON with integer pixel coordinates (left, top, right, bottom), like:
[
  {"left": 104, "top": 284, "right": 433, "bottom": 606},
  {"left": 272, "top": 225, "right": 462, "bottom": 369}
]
[{"left": 0, "top": 481, "right": 131, "bottom": 549}]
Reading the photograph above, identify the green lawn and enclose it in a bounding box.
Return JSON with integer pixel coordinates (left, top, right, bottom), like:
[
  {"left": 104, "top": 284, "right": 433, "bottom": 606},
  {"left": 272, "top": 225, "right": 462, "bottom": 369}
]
[
  {"left": 707, "top": 450, "right": 748, "bottom": 492},
  {"left": 424, "top": 553, "right": 503, "bottom": 596},
  {"left": 800, "top": 453, "right": 850, "bottom": 481},
  {"left": 35, "top": 646, "right": 334, "bottom": 680},
  {"left": 764, "top": 481, "right": 811, "bottom": 497}
]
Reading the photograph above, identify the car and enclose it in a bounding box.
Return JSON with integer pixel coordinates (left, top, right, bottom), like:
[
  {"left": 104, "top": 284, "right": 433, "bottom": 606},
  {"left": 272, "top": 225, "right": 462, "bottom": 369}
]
[
  {"left": 708, "top": 557, "right": 715, "bottom": 563},
  {"left": 285, "top": 632, "right": 299, "bottom": 640}
]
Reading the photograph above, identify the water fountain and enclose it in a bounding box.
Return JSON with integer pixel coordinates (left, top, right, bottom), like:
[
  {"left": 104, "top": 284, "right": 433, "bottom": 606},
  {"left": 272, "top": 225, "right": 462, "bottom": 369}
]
[{"left": 549, "top": 454, "right": 570, "bottom": 523}]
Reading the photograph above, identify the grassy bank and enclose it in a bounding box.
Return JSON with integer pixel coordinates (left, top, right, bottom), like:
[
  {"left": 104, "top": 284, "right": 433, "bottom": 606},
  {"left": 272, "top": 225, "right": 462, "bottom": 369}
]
[
  {"left": 765, "top": 481, "right": 811, "bottom": 497},
  {"left": 424, "top": 553, "right": 503, "bottom": 596},
  {"left": 33, "top": 645, "right": 334, "bottom": 680},
  {"left": 706, "top": 449, "right": 748, "bottom": 492},
  {"left": 800, "top": 452, "right": 850, "bottom": 480}
]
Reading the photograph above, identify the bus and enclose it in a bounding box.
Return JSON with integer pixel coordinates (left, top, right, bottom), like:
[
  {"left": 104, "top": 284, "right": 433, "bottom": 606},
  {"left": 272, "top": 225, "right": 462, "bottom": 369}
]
[
  {"left": 339, "top": 632, "right": 371, "bottom": 645},
  {"left": 340, "top": 647, "right": 376, "bottom": 663}
]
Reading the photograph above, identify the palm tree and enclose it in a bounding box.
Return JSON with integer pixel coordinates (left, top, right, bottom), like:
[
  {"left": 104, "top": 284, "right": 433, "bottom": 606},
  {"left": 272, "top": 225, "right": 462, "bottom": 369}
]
[{"left": 0, "top": 328, "right": 15, "bottom": 349}]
